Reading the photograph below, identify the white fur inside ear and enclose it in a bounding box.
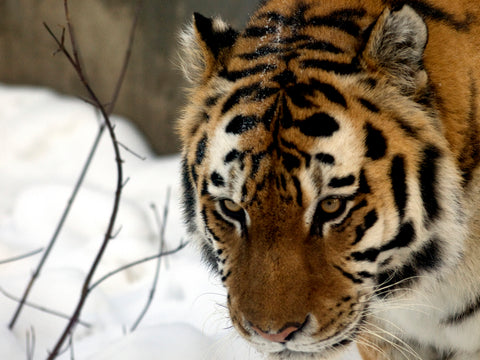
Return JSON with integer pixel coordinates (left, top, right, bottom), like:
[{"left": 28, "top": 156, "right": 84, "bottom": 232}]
[
  {"left": 365, "top": 5, "right": 428, "bottom": 94},
  {"left": 178, "top": 21, "right": 205, "bottom": 85},
  {"left": 212, "top": 16, "right": 230, "bottom": 32}
]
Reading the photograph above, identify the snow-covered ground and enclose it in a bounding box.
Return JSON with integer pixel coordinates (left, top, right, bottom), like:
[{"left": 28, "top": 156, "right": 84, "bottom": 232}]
[{"left": 0, "top": 84, "right": 361, "bottom": 359}]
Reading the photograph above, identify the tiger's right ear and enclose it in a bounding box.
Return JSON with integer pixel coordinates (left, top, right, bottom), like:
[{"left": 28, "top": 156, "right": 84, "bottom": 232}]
[{"left": 180, "top": 13, "right": 238, "bottom": 84}]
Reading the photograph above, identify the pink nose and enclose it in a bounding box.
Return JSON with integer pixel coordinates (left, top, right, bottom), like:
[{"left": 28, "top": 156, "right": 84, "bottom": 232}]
[{"left": 252, "top": 325, "right": 300, "bottom": 343}]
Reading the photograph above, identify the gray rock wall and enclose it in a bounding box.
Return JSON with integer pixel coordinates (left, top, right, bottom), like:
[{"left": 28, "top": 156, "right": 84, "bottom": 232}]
[{"left": 0, "top": 0, "right": 257, "bottom": 154}]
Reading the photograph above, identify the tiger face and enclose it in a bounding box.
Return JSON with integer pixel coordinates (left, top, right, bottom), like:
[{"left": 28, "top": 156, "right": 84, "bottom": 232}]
[{"left": 178, "top": 0, "right": 467, "bottom": 358}]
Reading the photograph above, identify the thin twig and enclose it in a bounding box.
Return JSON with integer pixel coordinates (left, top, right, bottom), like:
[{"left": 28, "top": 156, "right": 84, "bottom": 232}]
[
  {"left": 8, "top": 120, "right": 105, "bottom": 330},
  {"left": 88, "top": 241, "right": 188, "bottom": 293},
  {"left": 0, "top": 287, "right": 91, "bottom": 328},
  {"left": 117, "top": 141, "right": 147, "bottom": 161},
  {"left": 0, "top": 248, "right": 43, "bottom": 266},
  {"left": 26, "top": 326, "right": 35, "bottom": 360},
  {"left": 69, "top": 335, "right": 75, "bottom": 360},
  {"left": 130, "top": 189, "right": 171, "bottom": 332},
  {"left": 107, "top": 0, "right": 143, "bottom": 115}
]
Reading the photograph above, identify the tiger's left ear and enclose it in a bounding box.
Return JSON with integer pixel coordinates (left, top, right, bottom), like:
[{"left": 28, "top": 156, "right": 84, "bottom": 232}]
[
  {"left": 180, "top": 13, "right": 238, "bottom": 84},
  {"left": 361, "top": 5, "right": 428, "bottom": 96}
]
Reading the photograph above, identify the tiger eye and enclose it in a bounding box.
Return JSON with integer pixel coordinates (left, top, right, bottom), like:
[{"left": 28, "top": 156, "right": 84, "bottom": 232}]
[
  {"left": 320, "top": 198, "right": 342, "bottom": 214},
  {"left": 223, "top": 199, "right": 243, "bottom": 213}
]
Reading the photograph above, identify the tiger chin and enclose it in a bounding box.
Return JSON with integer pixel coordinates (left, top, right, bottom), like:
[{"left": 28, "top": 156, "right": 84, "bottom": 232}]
[{"left": 177, "top": 0, "right": 480, "bottom": 359}]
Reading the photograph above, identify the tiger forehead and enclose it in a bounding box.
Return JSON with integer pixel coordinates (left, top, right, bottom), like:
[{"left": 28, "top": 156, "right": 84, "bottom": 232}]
[{"left": 225, "top": 0, "right": 375, "bottom": 76}]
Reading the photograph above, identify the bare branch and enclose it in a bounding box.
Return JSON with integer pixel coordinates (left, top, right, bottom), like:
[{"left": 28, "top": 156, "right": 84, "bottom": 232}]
[
  {"left": 117, "top": 141, "right": 147, "bottom": 161},
  {"left": 0, "top": 248, "right": 43, "bottom": 266},
  {"left": 88, "top": 241, "right": 187, "bottom": 293},
  {"left": 0, "top": 287, "right": 91, "bottom": 328},
  {"left": 26, "top": 326, "right": 35, "bottom": 360},
  {"left": 8, "top": 118, "right": 105, "bottom": 330},
  {"left": 107, "top": 0, "right": 143, "bottom": 115},
  {"left": 130, "top": 189, "right": 171, "bottom": 331},
  {"left": 69, "top": 335, "right": 75, "bottom": 360}
]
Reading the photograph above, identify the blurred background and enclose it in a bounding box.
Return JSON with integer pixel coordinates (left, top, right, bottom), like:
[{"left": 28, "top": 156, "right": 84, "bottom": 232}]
[{"left": 0, "top": 0, "right": 258, "bottom": 154}]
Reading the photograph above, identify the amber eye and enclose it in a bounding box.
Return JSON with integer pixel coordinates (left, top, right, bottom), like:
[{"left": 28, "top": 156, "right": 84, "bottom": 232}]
[
  {"left": 320, "top": 197, "right": 344, "bottom": 214},
  {"left": 219, "top": 199, "right": 246, "bottom": 224}
]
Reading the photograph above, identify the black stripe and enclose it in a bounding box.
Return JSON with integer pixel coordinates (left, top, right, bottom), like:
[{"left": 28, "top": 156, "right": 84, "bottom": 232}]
[
  {"left": 280, "top": 139, "right": 312, "bottom": 167},
  {"left": 292, "top": 176, "right": 303, "bottom": 207},
  {"left": 309, "top": 8, "right": 366, "bottom": 37},
  {"left": 200, "top": 242, "right": 218, "bottom": 272},
  {"left": 419, "top": 145, "right": 441, "bottom": 224},
  {"left": 273, "top": 70, "right": 297, "bottom": 88},
  {"left": 365, "top": 123, "right": 386, "bottom": 160},
  {"left": 352, "top": 210, "right": 378, "bottom": 245},
  {"left": 221, "top": 83, "right": 278, "bottom": 114},
  {"left": 365, "top": 209, "right": 378, "bottom": 229},
  {"left": 295, "top": 113, "right": 340, "bottom": 137},
  {"left": 351, "top": 221, "right": 415, "bottom": 262},
  {"left": 195, "top": 134, "right": 208, "bottom": 164},
  {"left": 220, "top": 63, "right": 277, "bottom": 81},
  {"left": 376, "top": 237, "right": 441, "bottom": 295},
  {"left": 244, "top": 25, "right": 277, "bottom": 38},
  {"left": 250, "top": 152, "right": 267, "bottom": 178},
  {"left": 190, "top": 165, "right": 198, "bottom": 184},
  {"left": 357, "top": 271, "right": 374, "bottom": 279},
  {"left": 201, "top": 179, "right": 209, "bottom": 196},
  {"left": 329, "top": 175, "right": 355, "bottom": 188},
  {"left": 358, "top": 170, "right": 370, "bottom": 194},
  {"left": 282, "top": 152, "right": 301, "bottom": 171},
  {"left": 274, "top": 34, "right": 313, "bottom": 44},
  {"left": 222, "top": 83, "right": 259, "bottom": 114},
  {"left": 205, "top": 95, "right": 219, "bottom": 107},
  {"left": 238, "top": 45, "right": 282, "bottom": 60},
  {"left": 380, "top": 221, "right": 416, "bottom": 252},
  {"left": 394, "top": 117, "right": 419, "bottom": 138},
  {"left": 211, "top": 172, "right": 225, "bottom": 187},
  {"left": 315, "top": 153, "right": 335, "bottom": 165},
  {"left": 280, "top": 95, "right": 294, "bottom": 129},
  {"left": 181, "top": 159, "right": 197, "bottom": 234},
  {"left": 361, "top": 77, "right": 377, "bottom": 89},
  {"left": 334, "top": 265, "right": 363, "bottom": 284},
  {"left": 202, "top": 207, "right": 223, "bottom": 244},
  {"left": 297, "top": 40, "right": 344, "bottom": 54},
  {"left": 226, "top": 115, "right": 259, "bottom": 134},
  {"left": 390, "top": 155, "right": 407, "bottom": 220},
  {"left": 286, "top": 84, "right": 315, "bottom": 108},
  {"left": 300, "top": 59, "right": 360, "bottom": 75},
  {"left": 359, "top": 98, "right": 379, "bottom": 112},
  {"left": 443, "top": 294, "right": 480, "bottom": 325},
  {"left": 212, "top": 209, "right": 235, "bottom": 229},
  {"left": 225, "top": 149, "right": 241, "bottom": 163},
  {"left": 310, "top": 80, "right": 347, "bottom": 107}
]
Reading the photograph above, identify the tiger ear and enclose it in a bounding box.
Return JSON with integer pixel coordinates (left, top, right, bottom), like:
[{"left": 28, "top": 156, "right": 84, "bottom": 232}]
[
  {"left": 180, "top": 13, "right": 238, "bottom": 84},
  {"left": 361, "top": 5, "right": 428, "bottom": 96}
]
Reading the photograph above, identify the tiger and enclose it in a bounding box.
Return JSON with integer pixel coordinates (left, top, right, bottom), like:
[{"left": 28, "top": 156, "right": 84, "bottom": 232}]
[{"left": 177, "top": 0, "right": 480, "bottom": 358}]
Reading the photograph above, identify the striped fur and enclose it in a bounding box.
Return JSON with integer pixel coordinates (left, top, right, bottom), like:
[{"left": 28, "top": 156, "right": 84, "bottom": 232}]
[{"left": 178, "top": 0, "right": 480, "bottom": 358}]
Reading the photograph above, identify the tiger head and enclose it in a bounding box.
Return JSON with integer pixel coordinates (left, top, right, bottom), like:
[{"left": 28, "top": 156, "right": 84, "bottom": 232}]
[{"left": 178, "top": 0, "right": 465, "bottom": 358}]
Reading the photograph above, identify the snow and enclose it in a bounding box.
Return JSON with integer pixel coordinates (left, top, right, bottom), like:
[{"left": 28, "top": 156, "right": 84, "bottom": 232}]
[{"left": 0, "top": 84, "right": 361, "bottom": 359}]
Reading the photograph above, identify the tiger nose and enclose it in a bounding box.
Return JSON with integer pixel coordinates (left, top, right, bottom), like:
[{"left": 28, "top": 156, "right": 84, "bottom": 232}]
[{"left": 252, "top": 324, "right": 300, "bottom": 343}]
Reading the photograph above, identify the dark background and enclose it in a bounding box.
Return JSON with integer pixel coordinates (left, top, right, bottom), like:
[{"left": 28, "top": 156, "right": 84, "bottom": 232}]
[{"left": 0, "top": 0, "right": 258, "bottom": 154}]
